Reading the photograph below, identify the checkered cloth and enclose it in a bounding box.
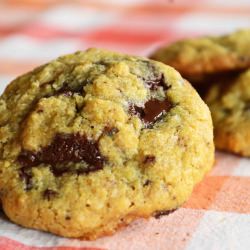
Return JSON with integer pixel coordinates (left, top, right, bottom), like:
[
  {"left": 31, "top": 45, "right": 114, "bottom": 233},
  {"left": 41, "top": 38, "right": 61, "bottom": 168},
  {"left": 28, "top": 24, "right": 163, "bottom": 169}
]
[{"left": 0, "top": 1, "right": 250, "bottom": 249}]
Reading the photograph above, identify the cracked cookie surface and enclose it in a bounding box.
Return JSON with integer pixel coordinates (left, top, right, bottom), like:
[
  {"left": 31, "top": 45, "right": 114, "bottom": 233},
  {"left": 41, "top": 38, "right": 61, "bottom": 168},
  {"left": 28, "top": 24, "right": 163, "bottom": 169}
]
[
  {"left": 150, "top": 29, "right": 250, "bottom": 85},
  {"left": 0, "top": 48, "right": 214, "bottom": 239},
  {"left": 205, "top": 69, "right": 250, "bottom": 156}
]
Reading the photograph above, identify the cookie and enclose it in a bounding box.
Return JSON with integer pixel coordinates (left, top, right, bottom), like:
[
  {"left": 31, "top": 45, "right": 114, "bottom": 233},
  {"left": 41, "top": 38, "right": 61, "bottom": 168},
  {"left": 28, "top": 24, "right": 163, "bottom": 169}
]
[
  {"left": 150, "top": 29, "right": 250, "bottom": 85},
  {"left": 205, "top": 69, "right": 250, "bottom": 156},
  {"left": 0, "top": 48, "right": 214, "bottom": 239}
]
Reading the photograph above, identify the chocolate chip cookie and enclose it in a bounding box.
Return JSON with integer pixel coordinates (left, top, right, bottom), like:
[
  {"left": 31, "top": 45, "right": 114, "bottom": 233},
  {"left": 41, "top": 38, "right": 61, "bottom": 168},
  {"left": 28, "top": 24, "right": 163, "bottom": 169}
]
[
  {"left": 150, "top": 29, "right": 250, "bottom": 86},
  {"left": 0, "top": 48, "right": 214, "bottom": 239},
  {"left": 205, "top": 69, "right": 250, "bottom": 156}
]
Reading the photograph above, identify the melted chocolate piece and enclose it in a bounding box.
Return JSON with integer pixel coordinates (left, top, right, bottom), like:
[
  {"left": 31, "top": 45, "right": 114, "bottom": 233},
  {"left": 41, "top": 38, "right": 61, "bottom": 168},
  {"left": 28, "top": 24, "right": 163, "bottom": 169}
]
[
  {"left": 153, "top": 209, "right": 177, "bottom": 219},
  {"left": 18, "top": 133, "right": 106, "bottom": 177},
  {"left": 143, "top": 155, "right": 156, "bottom": 164},
  {"left": 140, "top": 61, "right": 170, "bottom": 91},
  {"left": 43, "top": 189, "right": 58, "bottom": 200},
  {"left": 130, "top": 98, "right": 172, "bottom": 128},
  {"left": 18, "top": 152, "right": 40, "bottom": 168},
  {"left": 145, "top": 73, "right": 168, "bottom": 91}
]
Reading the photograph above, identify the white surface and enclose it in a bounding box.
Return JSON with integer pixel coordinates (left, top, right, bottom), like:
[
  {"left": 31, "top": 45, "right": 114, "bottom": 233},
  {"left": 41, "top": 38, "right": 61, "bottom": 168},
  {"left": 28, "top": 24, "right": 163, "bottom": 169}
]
[
  {"left": 40, "top": 6, "right": 118, "bottom": 32},
  {"left": 0, "top": 212, "right": 62, "bottom": 247},
  {"left": 233, "top": 158, "right": 250, "bottom": 177},
  {"left": 186, "top": 210, "right": 250, "bottom": 250},
  {"left": 0, "top": 75, "right": 14, "bottom": 94},
  {"left": 0, "top": 36, "right": 82, "bottom": 61},
  {"left": 175, "top": 13, "right": 250, "bottom": 35}
]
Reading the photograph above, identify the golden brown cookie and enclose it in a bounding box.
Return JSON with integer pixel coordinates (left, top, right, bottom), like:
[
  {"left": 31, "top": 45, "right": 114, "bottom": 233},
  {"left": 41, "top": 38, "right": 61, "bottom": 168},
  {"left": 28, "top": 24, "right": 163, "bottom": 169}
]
[
  {"left": 150, "top": 29, "right": 250, "bottom": 85},
  {"left": 205, "top": 69, "right": 250, "bottom": 156},
  {"left": 0, "top": 48, "right": 214, "bottom": 239}
]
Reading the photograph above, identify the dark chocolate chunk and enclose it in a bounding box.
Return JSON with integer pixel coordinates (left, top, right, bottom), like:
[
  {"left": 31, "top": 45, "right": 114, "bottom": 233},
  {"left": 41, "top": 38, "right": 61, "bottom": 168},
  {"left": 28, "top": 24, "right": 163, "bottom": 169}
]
[
  {"left": 141, "top": 61, "right": 169, "bottom": 91},
  {"left": 141, "top": 98, "right": 172, "bottom": 125},
  {"left": 18, "top": 151, "right": 40, "bottom": 169},
  {"left": 50, "top": 166, "right": 71, "bottom": 177},
  {"left": 18, "top": 133, "right": 107, "bottom": 176},
  {"left": 130, "top": 98, "right": 172, "bottom": 128},
  {"left": 145, "top": 73, "right": 169, "bottom": 91},
  {"left": 153, "top": 209, "right": 177, "bottom": 219},
  {"left": 43, "top": 189, "right": 58, "bottom": 200},
  {"left": 19, "top": 167, "right": 33, "bottom": 191},
  {"left": 143, "top": 155, "right": 156, "bottom": 164}
]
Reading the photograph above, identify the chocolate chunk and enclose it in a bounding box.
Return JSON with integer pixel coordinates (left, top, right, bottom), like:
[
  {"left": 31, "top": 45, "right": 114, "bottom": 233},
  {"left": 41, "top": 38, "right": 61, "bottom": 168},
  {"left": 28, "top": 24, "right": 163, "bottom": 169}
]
[
  {"left": 130, "top": 98, "right": 172, "bottom": 128},
  {"left": 18, "top": 133, "right": 107, "bottom": 176},
  {"left": 43, "top": 189, "right": 58, "bottom": 200},
  {"left": 54, "top": 83, "right": 83, "bottom": 97},
  {"left": 145, "top": 73, "right": 168, "bottom": 91},
  {"left": 19, "top": 167, "right": 33, "bottom": 191},
  {"left": 153, "top": 209, "right": 177, "bottom": 219},
  {"left": 141, "top": 99, "right": 172, "bottom": 125},
  {"left": 141, "top": 61, "right": 169, "bottom": 91},
  {"left": 43, "top": 134, "right": 105, "bottom": 167},
  {"left": 143, "top": 155, "right": 156, "bottom": 164},
  {"left": 18, "top": 151, "right": 40, "bottom": 169},
  {"left": 51, "top": 166, "right": 71, "bottom": 177}
]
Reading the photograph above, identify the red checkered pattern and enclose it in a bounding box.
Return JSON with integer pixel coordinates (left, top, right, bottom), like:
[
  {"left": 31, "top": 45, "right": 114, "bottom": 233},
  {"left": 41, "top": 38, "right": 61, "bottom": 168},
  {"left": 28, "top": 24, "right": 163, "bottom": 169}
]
[{"left": 0, "top": 1, "right": 250, "bottom": 249}]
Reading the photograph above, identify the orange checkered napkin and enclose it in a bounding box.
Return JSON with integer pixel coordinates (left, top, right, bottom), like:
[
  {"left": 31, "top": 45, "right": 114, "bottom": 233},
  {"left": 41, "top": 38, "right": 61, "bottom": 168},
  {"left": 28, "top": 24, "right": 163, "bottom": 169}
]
[{"left": 0, "top": 1, "right": 250, "bottom": 249}]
